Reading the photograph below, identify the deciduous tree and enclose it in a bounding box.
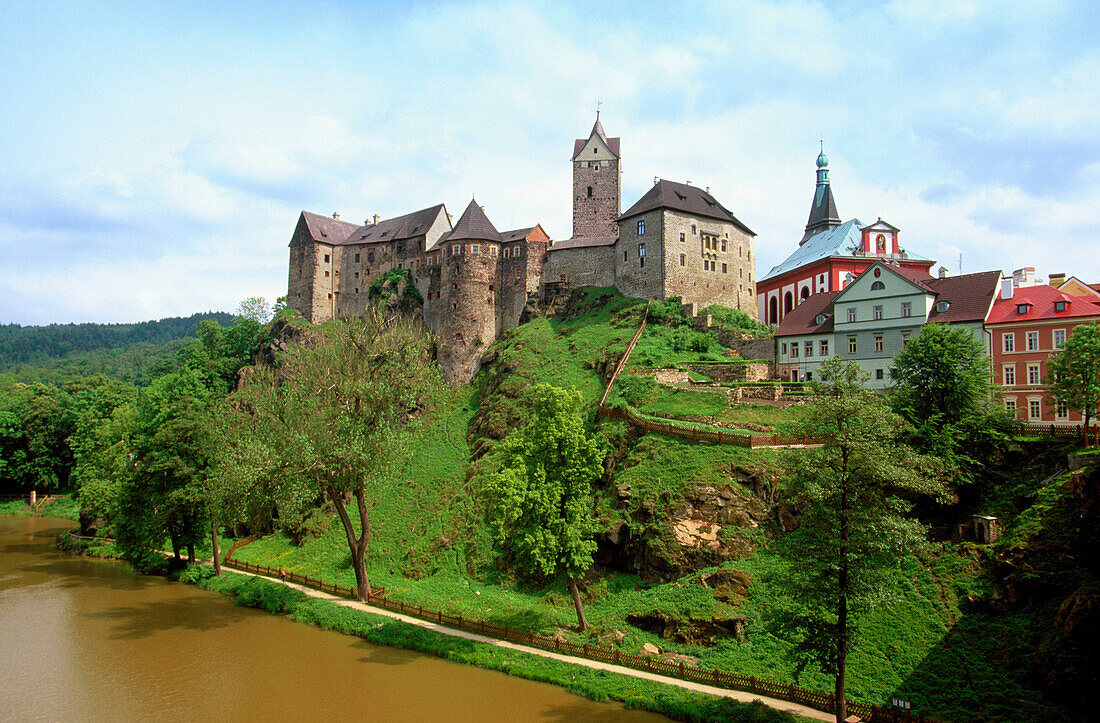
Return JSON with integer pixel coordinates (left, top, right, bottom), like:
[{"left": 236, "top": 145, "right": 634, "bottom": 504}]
[
  {"left": 486, "top": 384, "right": 604, "bottom": 630},
  {"left": 773, "top": 357, "right": 946, "bottom": 723},
  {"left": 218, "top": 307, "right": 440, "bottom": 601},
  {"left": 1048, "top": 322, "right": 1100, "bottom": 438}
]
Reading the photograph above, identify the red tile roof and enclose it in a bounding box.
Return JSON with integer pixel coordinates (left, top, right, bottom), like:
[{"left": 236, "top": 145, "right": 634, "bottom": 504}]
[
  {"left": 775, "top": 291, "right": 839, "bottom": 336},
  {"left": 986, "top": 284, "right": 1100, "bottom": 324}
]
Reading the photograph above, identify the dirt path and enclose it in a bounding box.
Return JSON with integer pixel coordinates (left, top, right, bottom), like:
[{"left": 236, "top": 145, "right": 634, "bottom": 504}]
[{"left": 223, "top": 565, "right": 833, "bottom": 722}]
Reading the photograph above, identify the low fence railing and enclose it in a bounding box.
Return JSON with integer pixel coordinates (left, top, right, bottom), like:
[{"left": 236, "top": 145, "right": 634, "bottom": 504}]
[
  {"left": 597, "top": 405, "right": 827, "bottom": 448},
  {"left": 223, "top": 538, "right": 926, "bottom": 721}
]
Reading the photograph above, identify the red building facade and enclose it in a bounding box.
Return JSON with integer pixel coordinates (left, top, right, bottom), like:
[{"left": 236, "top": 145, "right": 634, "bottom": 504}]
[{"left": 987, "top": 282, "right": 1100, "bottom": 426}]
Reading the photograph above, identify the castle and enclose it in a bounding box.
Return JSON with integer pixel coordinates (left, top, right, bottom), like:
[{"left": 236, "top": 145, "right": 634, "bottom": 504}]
[{"left": 287, "top": 116, "right": 759, "bottom": 382}]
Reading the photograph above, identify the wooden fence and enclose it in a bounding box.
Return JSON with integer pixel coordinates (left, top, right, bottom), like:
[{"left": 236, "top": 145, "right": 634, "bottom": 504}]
[
  {"left": 222, "top": 539, "right": 925, "bottom": 721},
  {"left": 599, "top": 301, "right": 650, "bottom": 407},
  {"left": 597, "top": 405, "right": 826, "bottom": 449},
  {"left": 1022, "top": 422, "right": 1100, "bottom": 442}
]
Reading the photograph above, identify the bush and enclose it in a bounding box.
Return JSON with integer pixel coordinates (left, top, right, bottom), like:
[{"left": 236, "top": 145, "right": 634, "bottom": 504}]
[
  {"left": 671, "top": 327, "right": 714, "bottom": 353},
  {"left": 617, "top": 375, "right": 658, "bottom": 406},
  {"left": 179, "top": 563, "right": 216, "bottom": 584}
]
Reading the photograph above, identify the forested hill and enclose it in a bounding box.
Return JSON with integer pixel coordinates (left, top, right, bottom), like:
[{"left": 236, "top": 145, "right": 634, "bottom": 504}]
[{"left": 0, "top": 312, "right": 234, "bottom": 376}]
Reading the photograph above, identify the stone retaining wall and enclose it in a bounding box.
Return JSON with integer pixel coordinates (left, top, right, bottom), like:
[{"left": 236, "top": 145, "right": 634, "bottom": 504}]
[{"left": 685, "top": 363, "right": 771, "bottom": 383}]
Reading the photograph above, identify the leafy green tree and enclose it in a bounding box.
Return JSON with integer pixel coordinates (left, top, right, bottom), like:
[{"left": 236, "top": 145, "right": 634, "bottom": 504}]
[
  {"left": 773, "top": 357, "right": 946, "bottom": 723},
  {"left": 486, "top": 384, "right": 604, "bottom": 630},
  {"left": 236, "top": 296, "right": 273, "bottom": 325},
  {"left": 0, "top": 380, "right": 72, "bottom": 492},
  {"left": 1048, "top": 322, "right": 1100, "bottom": 436},
  {"left": 218, "top": 307, "right": 440, "bottom": 600},
  {"left": 890, "top": 323, "right": 990, "bottom": 425}
]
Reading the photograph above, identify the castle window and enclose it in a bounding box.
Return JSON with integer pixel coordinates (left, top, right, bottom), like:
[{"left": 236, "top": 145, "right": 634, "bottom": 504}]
[
  {"left": 453, "top": 283, "right": 458, "bottom": 290},
  {"left": 722, "top": 263, "right": 727, "bottom": 274},
  {"left": 471, "top": 245, "right": 479, "bottom": 255},
  {"left": 721, "top": 240, "right": 727, "bottom": 252},
  {"left": 323, "top": 253, "right": 330, "bottom": 262},
  {"left": 624, "top": 250, "right": 627, "bottom": 262},
  {"left": 640, "top": 257, "right": 645, "bottom": 268},
  {"left": 594, "top": 164, "right": 600, "bottom": 171},
  {"left": 324, "top": 271, "right": 330, "bottom": 277},
  {"left": 680, "top": 254, "right": 685, "bottom": 266},
  {"left": 691, "top": 225, "right": 696, "bottom": 234},
  {"left": 354, "top": 288, "right": 359, "bottom": 294},
  {"left": 638, "top": 219, "right": 645, "bottom": 235},
  {"left": 299, "top": 252, "right": 304, "bottom": 262},
  {"left": 515, "top": 268, "right": 521, "bottom": 279},
  {"left": 680, "top": 232, "right": 685, "bottom": 242},
  {"left": 490, "top": 246, "right": 497, "bottom": 257},
  {"left": 593, "top": 147, "right": 597, "bottom": 154},
  {"left": 355, "top": 253, "right": 360, "bottom": 263},
  {"left": 354, "top": 272, "right": 359, "bottom": 278},
  {"left": 488, "top": 297, "right": 493, "bottom": 305},
  {"left": 368, "top": 252, "right": 375, "bottom": 262},
  {"left": 587, "top": 186, "right": 593, "bottom": 198},
  {"left": 452, "top": 301, "right": 458, "bottom": 310},
  {"left": 638, "top": 242, "right": 645, "bottom": 258}
]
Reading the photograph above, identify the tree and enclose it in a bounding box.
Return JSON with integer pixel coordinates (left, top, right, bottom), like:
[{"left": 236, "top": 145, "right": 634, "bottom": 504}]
[
  {"left": 772, "top": 358, "right": 946, "bottom": 723},
  {"left": 235, "top": 297, "right": 273, "bottom": 325},
  {"left": 486, "top": 384, "right": 604, "bottom": 630},
  {"left": 218, "top": 307, "right": 440, "bottom": 601},
  {"left": 1048, "top": 322, "right": 1100, "bottom": 438},
  {"left": 890, "top": 323, "right": 990, "bottom": 426}
]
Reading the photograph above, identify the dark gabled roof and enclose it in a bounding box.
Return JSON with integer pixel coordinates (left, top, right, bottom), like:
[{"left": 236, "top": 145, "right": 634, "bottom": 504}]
[
  {"left": 802, "top": 182, "right": 840, "bottom": 243},
  {"left": 572, "top": 115, "right": 621, "bottom": 158},
  {"left": 441, "top": 199, "right": 502, "bottom": 243},
  {"left": 618, "top": 180, "right": 755, "bottom": 236},
  {"left": 775, "top": 291, "right": 840, "bottom": 337},
  {"left": 921, "top": 270, "right": 1002, "bottom": 323},
  {"left": 499, "top": 227, "right": 535, "bottom": 243},
  {"left": 300, "top": 211, "right": 361, "bottom": 244},
  {"left": 342, "top": 204, "right": 446, "bottom": 246},
  {"left": 549, "top": 235, "right": 617, "bottom": 251}
]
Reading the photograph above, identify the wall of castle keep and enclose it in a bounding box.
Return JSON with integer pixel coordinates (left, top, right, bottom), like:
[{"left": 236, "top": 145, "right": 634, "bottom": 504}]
[
  {"left": 543, "top": 245, "right": 617, "bottom": 288},
  {"left": 615, "top": 210, "right": 665, "bottom": 300},
  {"left": 660, "top": 211, "right": 757, "bottom": 317},
  {"left": 572, "top": 138, "right": 620, "bottom": 239},
  {"left": 287, "top": 231, "right": 336, "bottom": 323},
  {"left": 436, "top": 243, "right": 501, "bottom": 384}
]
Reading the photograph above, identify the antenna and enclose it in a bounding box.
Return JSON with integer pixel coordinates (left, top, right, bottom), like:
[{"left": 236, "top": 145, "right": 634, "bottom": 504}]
[{"left": 958, "top": 253, "right": 962, "bottom": 274}]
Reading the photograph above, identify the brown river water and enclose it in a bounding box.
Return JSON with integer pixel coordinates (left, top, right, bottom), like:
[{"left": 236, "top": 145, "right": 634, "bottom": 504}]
[{"left": 0, "top": 515, "right": 664, "bottom": 722}]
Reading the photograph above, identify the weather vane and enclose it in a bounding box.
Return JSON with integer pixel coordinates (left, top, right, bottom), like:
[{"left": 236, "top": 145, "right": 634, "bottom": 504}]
[{"left": 596, "top": 99, "right": 602, "bottom": 118}]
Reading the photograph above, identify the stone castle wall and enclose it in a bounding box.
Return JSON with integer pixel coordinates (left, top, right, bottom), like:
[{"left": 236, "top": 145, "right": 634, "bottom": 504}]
[
  {"left": 572, "top": 142, "right": 620, "bottom": 239},
  {"left": 543, "top": 244, "right": 616, "bottom": 289},
  {"left": 437, "top": 242, "right": 501, "bottom": 384},
  {"left": 615, "top": 209, "right": 665, "bottom": 300},
  {"left": 660, "top": 210, "right": 756, "bottom": 316}
]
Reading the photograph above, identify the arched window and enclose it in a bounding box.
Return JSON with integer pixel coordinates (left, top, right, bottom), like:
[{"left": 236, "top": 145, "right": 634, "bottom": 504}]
[
  {"left": 769, "top": 296, "right": 779, "bottom": 325},
  {"left": 784, "top": 292, "right": 794, "bottom": 313},
  {"left": 870, "top": 280, "right": 885, "bottom": 290},
  {"left": 800, "top": 287, "right": 811, "bottom": 301}
]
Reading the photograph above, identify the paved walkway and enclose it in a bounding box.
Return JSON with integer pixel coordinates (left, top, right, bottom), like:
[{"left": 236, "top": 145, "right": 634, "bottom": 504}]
[{"left": 221, "top": 564, "right": 833, "bottom": 721}]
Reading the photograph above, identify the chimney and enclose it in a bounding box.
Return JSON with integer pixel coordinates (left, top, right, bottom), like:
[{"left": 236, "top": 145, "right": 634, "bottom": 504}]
[
  {"left": 1049, "top": 272, "right": 1066, "bottom": 287},
  {"left": 480, "top": 206, "right": 485, "bottom": 213},
  {"left": 1013, "top": 267, "right": 1037, "bottom": 287},
  {"left": 1001, "top": 277, "right": 1014, "bottom": 301},
  {"left": 332, "top": 212, "right": 340, "bottom": 220},
  {"left": 938, "top": 266, "right": 948, "bottom": 279},
  {"left": 373, "top": 214, "right": 380, "bottom": 225},
  {"left": 446, "top": 212, "right": 453, "bottom": 225}
]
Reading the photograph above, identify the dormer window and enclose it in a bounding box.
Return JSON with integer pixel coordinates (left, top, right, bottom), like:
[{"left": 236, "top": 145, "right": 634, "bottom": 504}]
[
  {"left": 675, "top": 192, "right": 687, "bottom": 201},
  {"left": 815, "top": 313, "right": 827, "bottom": 325},
  {"left": 936, "top": 301, "right": 951, "bottom": 313},
  {"left": 1017, "top": 304, "right": 1029, "bottom": 314},
  {"left": 1054, "top": 300, "right": 1067, "bottom": 312}
]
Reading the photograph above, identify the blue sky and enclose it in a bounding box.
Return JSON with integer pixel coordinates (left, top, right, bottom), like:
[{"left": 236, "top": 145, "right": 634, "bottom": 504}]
[{"left": 1, "top": 0, "right": 1098, "bottom": 324}]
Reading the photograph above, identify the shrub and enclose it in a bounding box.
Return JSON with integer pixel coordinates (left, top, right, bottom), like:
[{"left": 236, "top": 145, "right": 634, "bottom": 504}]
[
  {"left": 179, "top": 563, "right": 216, "bottom": 584},
  {"left": 617, "top": 375, "right": 658, "bottom": 406}
]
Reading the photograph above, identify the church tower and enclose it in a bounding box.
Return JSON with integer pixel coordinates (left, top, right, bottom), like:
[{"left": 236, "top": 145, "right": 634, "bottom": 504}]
[
  {"left": 572, "top": 113, "right": 621, "bottom": 239},
  {"left": 800, "top": 143, "right": 842, "bottom": 244}
]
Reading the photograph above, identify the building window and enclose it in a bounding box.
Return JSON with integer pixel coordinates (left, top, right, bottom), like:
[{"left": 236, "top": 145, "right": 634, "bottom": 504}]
[
  {"left": 324, "top": 270, "right": 330, "bottom": 277},
  {"left": 638, "top": 219, "right": 645, "bottom": 235},
  {"left": 624, "top": 250, "right": 627, "bottom": 262},
  {"left": 901, "top": 302, "right": 911, "bottom": 317},
  {"left": 515, "top": 268, "right": 521, "bottom": 279},
  {"left": 804, "top": 341, "right": 813, "bottom": 357},
  {"left": 354, "top": 288, "right": 359, "bottom": 294},
  {"left": 1017, "top": 304, "right": 1029, "bottom": 314},
  {"left": 490, "top": 246, "right": 497, "bottom": 257},
  {"left": 870, "top": 280, "right": 885, "bottom": 291},
  {"left": 781, "top": 342, "right": 787, "bottom": 355},
  {"left": 638, "top": 243, "right": 646, "bottom": 258},
  {"left": 1004, "top": 399, "right": 1016, "bottom": 413},
  {"left": 873, "top": 305, "right": 883, "bottom": 320},
  {"left": 354, "top": 253, "right": 360, "bottom": 263},
  {"left": 1027, "top": 363, "right": 1041, "bottom": 385},
  {"left": 1054, "top": 329, "right": 1066, "bottom": 348},
  {"left": 680, "top": 254, "right": 685, "bottom": 266},
  {"left": 847, "top": 307, "right": 856, "bottom": 323},
  {"left": 722, "top": 263, "right": 727, "bottom": 274},
  {"left": 471, "top": 245, "right": 479, "bottom": 255},
  {"left": 791, "top": 343, "right": 799, "bottom": 358},
  {"left": 902, "top": 332, "right": 911, "bottom": 348},
  {"left": 874, "top": 335, "right": 884, "bottom": 352},
  {"left": 1056, "top": 400, "right": 1069, "bottom": 420},
  {"left": 586, "top": 186, "right": 593, "bottom": 198},
  {"left": 324, "top": 253, "right": 330, "bottom": 262},
  {"left": 368, "top": 252, "right": 375, "bottom": 262},
  {"left": 691, "top": 224, "right": 697, "bottom": 234},
  {"left": 820, "top": 339, "right": 829, "bottom": 356},
  {"left": 1027, "top": 331, "right": 1039, "bottom": 351},
  {"left": 679, "top": 232, "right": 685, "bottom": 242},
  {"left": 876, "top": 369, "right": 885, "bottom": 380},
  {"left": 721, "top": 240, "right": 727, "bottom": 252},
  {"left": 848, "top": 336, "right": 857, "bottom": 354},
  {"left": 1055, "top": 300, "right": 1066, "bottom": 312},
  {"left": 1029, "top": 399, "right": 1041, "bottom": 420},
  {"left": 1003, "top": 364, "right": 1015, "bottom": 385}
]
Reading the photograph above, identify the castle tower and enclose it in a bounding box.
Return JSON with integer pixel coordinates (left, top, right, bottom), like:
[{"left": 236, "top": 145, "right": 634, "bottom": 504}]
[
  {"left": 572, "top": 113, "right": 621, "bottom": 239},
  {"left": 437, "top": 199, "right": 503, "bottom": 384},
  {"left": 800, "top": 143, "right": 841, "bottom": 244}
]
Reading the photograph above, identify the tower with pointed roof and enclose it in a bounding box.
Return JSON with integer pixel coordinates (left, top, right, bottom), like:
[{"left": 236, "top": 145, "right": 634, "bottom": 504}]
[
  {"left": 801, "top": 143, "right": 841, "bottom": 244},
  {"left": 571, "top": 112, "right": 621, "bottom": 240}
]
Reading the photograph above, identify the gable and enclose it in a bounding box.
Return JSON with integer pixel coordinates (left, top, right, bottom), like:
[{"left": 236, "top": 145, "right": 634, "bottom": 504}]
[
  {"left": 573, "top": 132, "right": 618, "bottom": 161},
  {"left": 832, "top": 262, "right": 930, "bottom": 306}
]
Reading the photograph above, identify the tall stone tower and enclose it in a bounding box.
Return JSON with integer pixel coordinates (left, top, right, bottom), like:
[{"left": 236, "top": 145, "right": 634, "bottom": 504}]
[{"left": 572, "top": 113, "right": 621, "bottom": 239}]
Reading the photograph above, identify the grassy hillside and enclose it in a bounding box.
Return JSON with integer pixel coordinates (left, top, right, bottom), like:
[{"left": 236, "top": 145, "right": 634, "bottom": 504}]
[{"left": 228, "top": 289, "right": 1088, "bottom": 721}]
